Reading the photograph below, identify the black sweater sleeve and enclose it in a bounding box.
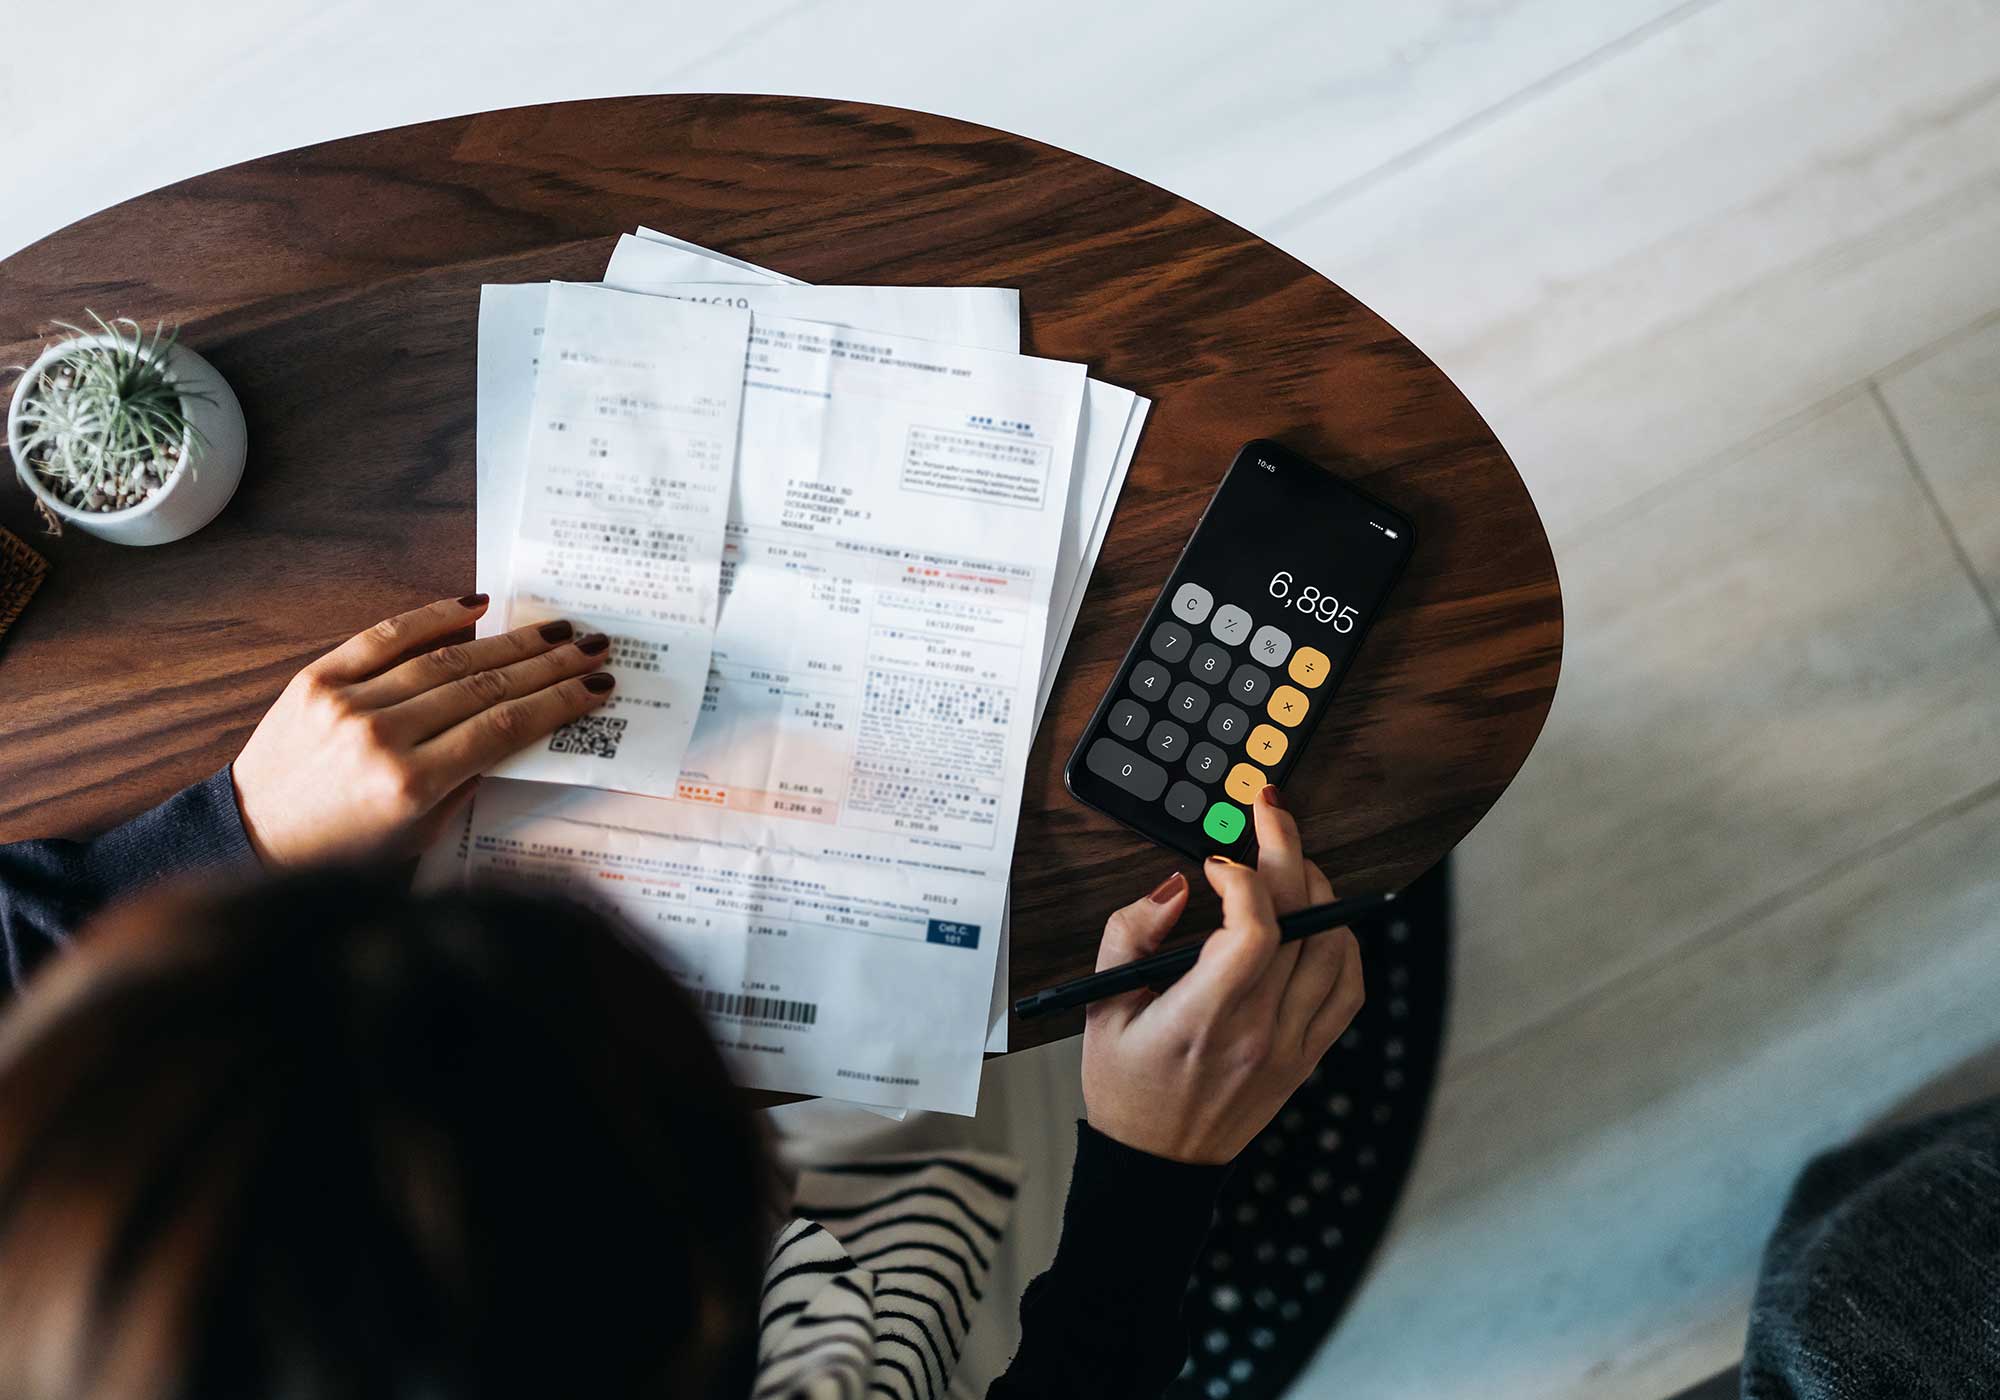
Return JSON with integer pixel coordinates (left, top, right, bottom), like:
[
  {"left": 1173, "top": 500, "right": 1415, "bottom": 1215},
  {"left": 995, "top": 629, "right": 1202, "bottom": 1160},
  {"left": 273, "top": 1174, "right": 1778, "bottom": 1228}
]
[
  {"left": 0, "top": 767, "right": 258, "bottom": 994},
  {"left": 989, "top": 1121, "right": 1229, "bottom": 1399}
]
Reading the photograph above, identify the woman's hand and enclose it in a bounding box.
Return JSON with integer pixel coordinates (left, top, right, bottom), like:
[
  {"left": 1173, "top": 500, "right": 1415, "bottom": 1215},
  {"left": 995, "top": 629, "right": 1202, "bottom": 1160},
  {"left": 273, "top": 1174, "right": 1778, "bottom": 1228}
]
[
  {"left": 1081, "top": 787, "right": 1363, "bottom": 1165},
  {"left": 231, "top": 594, "right": 615, "bottom": 867}
]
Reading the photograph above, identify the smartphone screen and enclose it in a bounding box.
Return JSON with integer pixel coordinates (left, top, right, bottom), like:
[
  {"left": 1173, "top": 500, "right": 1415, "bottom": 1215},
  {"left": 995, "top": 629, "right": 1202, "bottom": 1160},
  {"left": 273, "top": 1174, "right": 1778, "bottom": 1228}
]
[{"left": 1064, "top": 440, "right": 1415, "bottom": 861}]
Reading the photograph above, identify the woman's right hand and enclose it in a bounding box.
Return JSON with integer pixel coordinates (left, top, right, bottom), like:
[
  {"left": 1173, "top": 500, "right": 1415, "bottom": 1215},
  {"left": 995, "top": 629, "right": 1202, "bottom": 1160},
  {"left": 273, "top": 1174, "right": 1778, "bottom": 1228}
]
[
  {"left": 230, "top": 594, "right": 615, "bottom": 868},
  {"left": 1080, "top": 788, "right": 1363, "bottom": 1165}
]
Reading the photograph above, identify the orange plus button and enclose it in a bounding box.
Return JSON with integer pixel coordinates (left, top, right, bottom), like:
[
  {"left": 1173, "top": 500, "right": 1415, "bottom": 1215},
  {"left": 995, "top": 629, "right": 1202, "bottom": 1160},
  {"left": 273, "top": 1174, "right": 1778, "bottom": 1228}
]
[
  {"left": 1287, "top": 646, "right": 1331, "bottom": 689},
  {"left": 1267, "top": 684, "right": 1309, "bottom": 728},
  {"left": 1247, "top": 723, "right": 1289, "bottom": 765},
  {"left": 1224, "top": 762, "right": 1267, "bottom": 803}
]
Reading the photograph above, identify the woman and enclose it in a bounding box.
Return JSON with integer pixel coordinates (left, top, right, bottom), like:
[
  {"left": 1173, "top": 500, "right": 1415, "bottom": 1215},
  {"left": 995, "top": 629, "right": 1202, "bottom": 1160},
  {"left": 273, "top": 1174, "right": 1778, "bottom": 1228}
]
[{"left": 0, "top": 596, "right": 1365, "bottom": 1398}]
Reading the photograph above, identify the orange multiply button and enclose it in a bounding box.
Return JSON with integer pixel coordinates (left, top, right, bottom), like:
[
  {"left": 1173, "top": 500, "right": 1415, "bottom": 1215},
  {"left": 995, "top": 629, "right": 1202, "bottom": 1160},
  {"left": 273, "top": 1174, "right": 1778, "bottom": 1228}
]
[{"left": 1267, "top": 685, "right": 1309, "bottom": 727}]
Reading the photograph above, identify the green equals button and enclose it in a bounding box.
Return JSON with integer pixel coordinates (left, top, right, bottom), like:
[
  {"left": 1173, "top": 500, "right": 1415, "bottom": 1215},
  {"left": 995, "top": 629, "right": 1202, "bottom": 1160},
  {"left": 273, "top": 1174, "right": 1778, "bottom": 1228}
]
[{"left": 1202, "top": 802, "right": 1246, "bottom": 845}]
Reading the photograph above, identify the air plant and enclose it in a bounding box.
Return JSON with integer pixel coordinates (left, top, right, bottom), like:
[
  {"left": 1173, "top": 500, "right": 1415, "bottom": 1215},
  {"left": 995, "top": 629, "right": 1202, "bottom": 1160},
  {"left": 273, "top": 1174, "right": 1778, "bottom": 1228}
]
[{"left": 12, "top": 313, "right": 211, "bottom": 519}]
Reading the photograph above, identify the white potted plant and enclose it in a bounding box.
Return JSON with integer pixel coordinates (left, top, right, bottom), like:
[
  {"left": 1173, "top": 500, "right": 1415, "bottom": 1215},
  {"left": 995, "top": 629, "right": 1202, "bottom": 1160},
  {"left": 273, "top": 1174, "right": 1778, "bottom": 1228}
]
[{"left": 7, "top": 314, "right": 247, "bottom": 546}]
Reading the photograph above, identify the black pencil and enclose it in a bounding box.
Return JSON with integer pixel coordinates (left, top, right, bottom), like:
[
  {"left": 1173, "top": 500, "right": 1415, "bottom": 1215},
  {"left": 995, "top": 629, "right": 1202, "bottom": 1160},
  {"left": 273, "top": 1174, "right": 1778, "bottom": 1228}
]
[{"left": 1013, "top": 889, "right": 1399, "bottom": 1020}]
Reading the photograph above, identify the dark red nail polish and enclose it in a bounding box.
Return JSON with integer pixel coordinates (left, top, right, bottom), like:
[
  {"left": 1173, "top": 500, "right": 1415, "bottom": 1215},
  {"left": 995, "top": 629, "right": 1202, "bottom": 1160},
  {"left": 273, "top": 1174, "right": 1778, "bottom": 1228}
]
[
  {"left": 459, "top": 593, "right": 489, "bottom": 608},
  {"left": 538, "top": 620, "right": 574, "bottom": 643},
  {"left": 1260, "top": 784, "right": 1286, "bottom": 811},
  {"left": 584, "top": 672, "right": 615, "bottom": 694},
  {"left": 575, "top": 633, "right": 610, "bottom": 656},
  {"left": 1148, "top": 871, "right": 1186, "bottom": 904}
]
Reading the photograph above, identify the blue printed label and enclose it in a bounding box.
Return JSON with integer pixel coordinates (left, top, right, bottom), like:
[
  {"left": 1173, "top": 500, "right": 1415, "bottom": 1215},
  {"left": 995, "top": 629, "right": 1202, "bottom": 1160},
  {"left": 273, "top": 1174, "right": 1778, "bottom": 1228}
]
[{"left": 925, "top": 919, "right": 980, "bottom": 949}]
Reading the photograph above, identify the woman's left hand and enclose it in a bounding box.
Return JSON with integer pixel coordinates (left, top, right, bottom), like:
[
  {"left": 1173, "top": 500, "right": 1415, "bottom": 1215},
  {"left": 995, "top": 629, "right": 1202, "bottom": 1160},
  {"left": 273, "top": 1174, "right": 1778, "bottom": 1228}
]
[{"left": 230, "top": 594, "right": 614, "bottom": 867}]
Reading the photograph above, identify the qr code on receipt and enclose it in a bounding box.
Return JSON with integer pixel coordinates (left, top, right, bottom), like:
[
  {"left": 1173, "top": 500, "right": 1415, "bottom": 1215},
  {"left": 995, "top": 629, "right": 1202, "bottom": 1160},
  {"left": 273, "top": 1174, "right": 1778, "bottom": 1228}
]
[{"left": 547, "top": 714, "right": 627, "bottom": 760}]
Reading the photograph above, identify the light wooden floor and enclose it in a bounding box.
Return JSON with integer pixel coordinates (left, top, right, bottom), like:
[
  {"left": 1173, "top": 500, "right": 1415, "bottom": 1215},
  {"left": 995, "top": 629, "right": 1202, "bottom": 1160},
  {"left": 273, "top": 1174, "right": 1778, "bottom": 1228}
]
[{"left": 8, "top": 4, "right": 1999, "bottom": 1395}]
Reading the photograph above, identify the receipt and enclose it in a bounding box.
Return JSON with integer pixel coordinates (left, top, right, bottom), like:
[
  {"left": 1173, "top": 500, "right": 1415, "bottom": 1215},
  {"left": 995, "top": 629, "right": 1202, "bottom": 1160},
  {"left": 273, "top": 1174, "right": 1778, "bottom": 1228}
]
[
  {"left": 471, "top": 313, "right": 1087, "bottom": 1112},
  {"left": 439, "top": 234, "right": 1149, "bottom": 1103},
  {"left": 606, "top": 235, "right": 1021, "bottom": 352},
  {"left": 487, "top": 284, "right": 750, "bottom": 793},
  {"left": 615, "top": 232, "right": 1149, "bottom": 1056}
]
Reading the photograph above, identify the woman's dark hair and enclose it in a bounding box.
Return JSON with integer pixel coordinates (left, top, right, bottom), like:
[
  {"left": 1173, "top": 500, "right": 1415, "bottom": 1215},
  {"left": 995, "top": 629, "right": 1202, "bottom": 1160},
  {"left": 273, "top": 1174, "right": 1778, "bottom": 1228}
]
[{"left": 0, "top": 869, "right": 775, "bottom": 1399}]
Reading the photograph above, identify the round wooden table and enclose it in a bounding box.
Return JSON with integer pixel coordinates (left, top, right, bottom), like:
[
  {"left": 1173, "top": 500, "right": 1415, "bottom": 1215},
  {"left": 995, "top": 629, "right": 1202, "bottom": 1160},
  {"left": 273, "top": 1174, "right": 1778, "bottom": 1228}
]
[{"left": 0, "top": 95, "right": 1562, "bottom": 1051}]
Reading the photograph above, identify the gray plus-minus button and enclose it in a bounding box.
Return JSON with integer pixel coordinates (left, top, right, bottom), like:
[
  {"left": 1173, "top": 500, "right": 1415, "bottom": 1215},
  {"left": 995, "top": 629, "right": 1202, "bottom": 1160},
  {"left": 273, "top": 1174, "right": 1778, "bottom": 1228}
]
[{"left": 1210, "top": 604, "right": 1252, "bottom": 644}]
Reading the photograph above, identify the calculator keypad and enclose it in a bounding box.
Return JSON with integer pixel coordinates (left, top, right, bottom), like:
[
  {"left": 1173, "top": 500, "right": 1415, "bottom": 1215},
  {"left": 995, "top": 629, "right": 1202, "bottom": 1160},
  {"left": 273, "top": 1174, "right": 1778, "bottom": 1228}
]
[{"left": 1086, "top": 582, "right": 1341, "bottom": 850}]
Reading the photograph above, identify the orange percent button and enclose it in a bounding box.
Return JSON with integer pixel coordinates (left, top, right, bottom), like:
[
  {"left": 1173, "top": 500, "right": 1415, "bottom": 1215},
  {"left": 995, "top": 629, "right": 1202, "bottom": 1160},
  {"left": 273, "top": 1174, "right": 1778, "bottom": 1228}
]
[
  {"left": 1267, "top": 684, "right": 1310, "bottom": 727},
  {"left": 1224, "top": 762, "right": 1267, "bottom": 804},
  {"left": 1287, "top": 646, "right": 1331, "bottom": 689},
  {"left": 1247, "top": 723, "right": 1289, "bottom": 764}
]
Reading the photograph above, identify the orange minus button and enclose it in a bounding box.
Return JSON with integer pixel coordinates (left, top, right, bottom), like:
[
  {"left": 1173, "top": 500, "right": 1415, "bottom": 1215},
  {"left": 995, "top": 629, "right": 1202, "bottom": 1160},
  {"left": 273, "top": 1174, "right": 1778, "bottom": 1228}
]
[{"left": 1224, "top": 762, "right": 1267, "bottom": 803}]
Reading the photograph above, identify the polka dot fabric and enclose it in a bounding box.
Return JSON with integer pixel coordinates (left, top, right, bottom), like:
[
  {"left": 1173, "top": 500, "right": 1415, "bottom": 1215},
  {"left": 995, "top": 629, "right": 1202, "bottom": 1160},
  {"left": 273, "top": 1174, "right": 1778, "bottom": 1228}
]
[{"left": 1169, "top": 858, "right": 1452, "bottom": 1400}]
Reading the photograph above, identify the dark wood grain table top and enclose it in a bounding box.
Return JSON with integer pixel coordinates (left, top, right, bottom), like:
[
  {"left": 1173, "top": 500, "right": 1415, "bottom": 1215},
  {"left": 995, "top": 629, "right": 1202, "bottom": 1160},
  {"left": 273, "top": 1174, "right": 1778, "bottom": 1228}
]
[{"left": 0, "top": 94, "right": 1562, "bottom": 1052}]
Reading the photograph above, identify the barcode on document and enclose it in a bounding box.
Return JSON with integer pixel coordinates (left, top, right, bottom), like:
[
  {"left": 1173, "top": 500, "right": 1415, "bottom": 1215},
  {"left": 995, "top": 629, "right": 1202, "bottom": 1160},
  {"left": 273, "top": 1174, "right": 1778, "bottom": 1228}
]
[{"left": 700, "top": 990, "right": 819, "bottom": 1026}]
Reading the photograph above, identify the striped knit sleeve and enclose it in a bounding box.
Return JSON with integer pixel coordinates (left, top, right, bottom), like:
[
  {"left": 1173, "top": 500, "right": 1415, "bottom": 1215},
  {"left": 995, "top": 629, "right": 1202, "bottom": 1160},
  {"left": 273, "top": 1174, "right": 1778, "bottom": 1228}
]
[{"left": 759, "top": 1150, "right": 1022, "bottom": 1400}]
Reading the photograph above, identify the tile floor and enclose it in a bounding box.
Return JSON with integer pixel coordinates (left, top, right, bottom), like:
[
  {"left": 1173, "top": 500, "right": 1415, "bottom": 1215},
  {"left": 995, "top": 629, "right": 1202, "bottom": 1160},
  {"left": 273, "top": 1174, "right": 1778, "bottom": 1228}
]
[{"left": 6, "top": 3, "right": 1997, "bottom": 1394}]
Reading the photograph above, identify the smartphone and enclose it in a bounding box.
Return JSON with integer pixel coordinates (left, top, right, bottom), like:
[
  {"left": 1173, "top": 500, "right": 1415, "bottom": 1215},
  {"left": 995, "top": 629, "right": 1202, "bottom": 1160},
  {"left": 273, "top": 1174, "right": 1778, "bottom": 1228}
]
[{"left": 1063, "top": 439, "right": 1415, "bottom": 861}]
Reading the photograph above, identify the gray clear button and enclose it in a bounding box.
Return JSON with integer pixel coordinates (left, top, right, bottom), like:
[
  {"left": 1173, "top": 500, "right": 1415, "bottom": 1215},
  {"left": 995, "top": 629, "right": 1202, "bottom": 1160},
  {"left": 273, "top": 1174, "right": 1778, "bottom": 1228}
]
[
  {"left": 1210, "top": 603, "right": 1253, "bottom": 644},
  {"left": 1085, "top": 737, "right": 1168, "bottom": 801},
  {"left": 1171, "top": 583, "right": 1215, "bottom": 624},
  {"left": 1164, "top": 781, "right": 1206, "bottom": 822},
  {"left": 1149, "top": 621, "right": 1193, "bottom": 662},
  {"left": 1107, "top": 699, "right": 1149, "bottom": 741},
  {"left": 1248, "top": 625, "right": 1292, "bottom": 666},
  {"left": 1128, "top": 659, "right": 1171, "bottom": 701}
]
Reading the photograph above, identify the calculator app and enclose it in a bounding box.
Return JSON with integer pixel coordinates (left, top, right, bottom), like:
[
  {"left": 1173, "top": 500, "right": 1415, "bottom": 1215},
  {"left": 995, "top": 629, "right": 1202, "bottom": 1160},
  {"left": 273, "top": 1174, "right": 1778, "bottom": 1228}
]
[{"left": 1065, "top": 440, "right": 1414, "bottom": 861}]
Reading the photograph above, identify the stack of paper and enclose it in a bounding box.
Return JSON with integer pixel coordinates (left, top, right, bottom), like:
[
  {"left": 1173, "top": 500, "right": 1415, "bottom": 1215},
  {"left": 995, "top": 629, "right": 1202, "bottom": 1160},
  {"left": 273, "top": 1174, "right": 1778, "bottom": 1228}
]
[{"left": 423, "top": 231, "right": 1147, "bottom": 1115}]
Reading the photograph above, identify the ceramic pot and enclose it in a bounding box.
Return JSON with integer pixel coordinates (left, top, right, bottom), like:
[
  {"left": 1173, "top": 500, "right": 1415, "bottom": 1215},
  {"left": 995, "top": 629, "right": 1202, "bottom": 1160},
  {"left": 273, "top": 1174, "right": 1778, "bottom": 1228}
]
[{"left": 7, "top": 332, "right": 247, "bottom": 546}]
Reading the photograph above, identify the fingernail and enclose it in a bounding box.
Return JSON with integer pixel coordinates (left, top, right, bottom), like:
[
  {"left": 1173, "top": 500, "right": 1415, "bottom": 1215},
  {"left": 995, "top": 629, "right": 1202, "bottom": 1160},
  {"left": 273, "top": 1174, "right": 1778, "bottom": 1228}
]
[
  {"left": 1260, "top": 784, "right": 1286, "bottom": 811},
  {"left": 459, "top": 593, "right": 489, "bottom": 608},
  {"left": 575, "top": 632, "right": 610, "bottom": 656},
  {"left": 539, "top": 620, "right": 574, "bottom": 643},
  {"left": 1148, "top": 871, "right": 1186, "bottom": 903},
  {"left": 583, "top": 672, "right": 615, "bottom": 694},
  {"left": 1207, "top": 855, "right": 1237, "bottom": 867}
]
